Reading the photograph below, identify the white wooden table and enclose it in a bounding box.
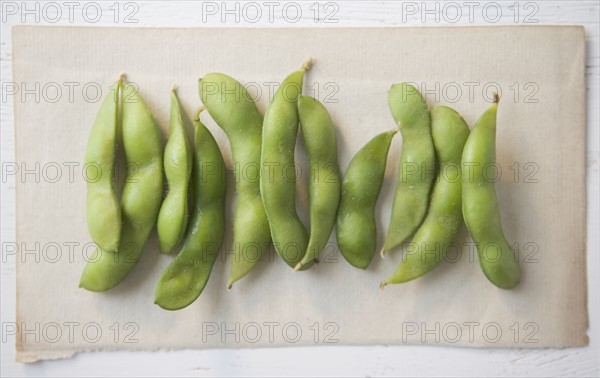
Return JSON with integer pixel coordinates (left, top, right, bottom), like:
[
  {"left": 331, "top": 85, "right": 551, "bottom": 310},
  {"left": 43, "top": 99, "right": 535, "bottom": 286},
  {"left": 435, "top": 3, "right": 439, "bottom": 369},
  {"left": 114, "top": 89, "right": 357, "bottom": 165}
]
[{"left": 1, "top": 1, "right": 598, "bottom": 376}]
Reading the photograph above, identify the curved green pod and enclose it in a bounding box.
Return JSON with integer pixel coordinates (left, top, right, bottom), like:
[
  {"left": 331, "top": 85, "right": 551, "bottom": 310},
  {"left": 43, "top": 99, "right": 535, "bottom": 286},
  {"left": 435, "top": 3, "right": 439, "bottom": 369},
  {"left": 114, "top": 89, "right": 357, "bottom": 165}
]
[
  {"left": 461, "top": 97, "right": 520, "bottom": 289},
  {"left": 199, "top": 73, "right": 271, "bottom": 289},
  {"left": 382, "top": 83, "right": 435, "bottom": 255},
  {"left": 155, "top": 109, "right": 226, "bottom": 310},
  {"left": 337, "top": 130, "right": 397, "bottom": 269},
  {"left": 157, "top": 88, "right": 193, "bottom": 253},
  {"left": 80, "top": 81, "right": 164, "bottom": 292},
  {"left": 382, "top": 106, "right": 469, "bottom": 286},
  {"left": 294, "top": 96, "right": 341, "bottom": 270},
  {"left": 260, "top": 66, "right": 311, "bottom": 269},
  {"left": 84, "top": 80, "right": 121, "bottom": 253}
]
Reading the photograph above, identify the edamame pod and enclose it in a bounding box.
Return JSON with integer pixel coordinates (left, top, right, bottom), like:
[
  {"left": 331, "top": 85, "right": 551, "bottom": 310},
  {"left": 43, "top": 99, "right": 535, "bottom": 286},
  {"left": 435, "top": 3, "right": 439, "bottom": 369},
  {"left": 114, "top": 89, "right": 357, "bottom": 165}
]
[
  {"left": 337, "top": 130, "right": 397, "bottom": 269},
  {"left": 462, "top": 96, "right": 520, "bottom": 289},
  {"left": 80, "top": 81, "right": 164, "bottom": 291},
  {"left": 381, "top": 106, "right": 469, "bottom": 286},
  {"left": 85, "top": 79, "right": 121, "bottom": 252},
  {"left": 382, "top": 83, "right": 436, "bottom": 256},
  {"left": 294, "top": 95, "right": 341, "bottom": 271},
  {"left": 156, "top": 88, "right": 193, "bottom": 253},
  {"left": 199, "top": 73, "right": 271, "bottom": 289},
  {"left": 260, "top": 63, "right": 312, "bottom": 269},
  {"left": 155, "top": 108, "right": 226, "bottom": 310}
]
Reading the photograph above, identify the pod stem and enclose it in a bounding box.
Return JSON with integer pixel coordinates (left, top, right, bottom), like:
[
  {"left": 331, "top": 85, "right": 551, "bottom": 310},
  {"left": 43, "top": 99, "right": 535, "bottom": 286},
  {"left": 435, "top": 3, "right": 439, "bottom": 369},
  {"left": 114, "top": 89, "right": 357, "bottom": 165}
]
[
  {"left": 292, "top": 262, "right": 302, "bottom": 272},
  {"left": 379, "top": 281, "right": 388, "bottom": 291},
  {"left": 115, "top": 72, "right": 126, "bottom": 101},
  {"left": 379, "top": 248, "right": 387, "bottom": 259},
  {"left": 302, "top": 58, "right": 314, "bottom": 71},
  {"left": 193, "top": 106, "right": 205, "bottom": 122}
]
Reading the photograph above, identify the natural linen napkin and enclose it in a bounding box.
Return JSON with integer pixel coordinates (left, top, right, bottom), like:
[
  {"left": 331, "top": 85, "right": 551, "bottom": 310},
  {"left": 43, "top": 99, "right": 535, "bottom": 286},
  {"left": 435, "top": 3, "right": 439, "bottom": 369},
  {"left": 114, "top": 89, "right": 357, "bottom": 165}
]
[{"left": 12, "top": 25, "right": 587, "bottom": 362}]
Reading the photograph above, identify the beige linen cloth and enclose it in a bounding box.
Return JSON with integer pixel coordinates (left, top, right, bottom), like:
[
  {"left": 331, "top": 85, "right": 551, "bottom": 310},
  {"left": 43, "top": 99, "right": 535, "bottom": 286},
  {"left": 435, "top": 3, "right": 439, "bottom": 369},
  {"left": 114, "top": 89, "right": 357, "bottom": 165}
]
[{"left": 12, "top": 26, "right": 587, "bottom": 362}]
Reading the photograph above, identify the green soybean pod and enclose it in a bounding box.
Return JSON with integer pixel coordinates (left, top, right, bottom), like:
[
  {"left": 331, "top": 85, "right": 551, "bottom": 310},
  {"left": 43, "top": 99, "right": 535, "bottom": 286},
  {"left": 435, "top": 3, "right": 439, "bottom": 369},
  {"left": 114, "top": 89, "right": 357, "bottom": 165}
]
[
  {"left": 199, "top": 73, "right": 271, "bottom": 289},
  {"left": 294, "top": 95, "right": 341, "bottom": 271},
  {"left": 155, "top": 108, "right": 226, "bottom": 310},
  {"left": 156, "top": 87, "right": 193, "bottom": 253},
  {"left": 381, "top": 106, "right": 469, "bottom": 287},
  {"left": 381, "top": 83, "right": 436, "bottom": 256},
  {"left": 337, "top": 129, "right": 397, "bottom": 269},
  {"left": 462, "top": 97, "right": 520, "bottom": 289},
  {"left": 85, "top": 79, "right": 121, "bottom": 252},
  {"left": 80, "top": 81, "right": 164, "bottom": 291},
  {"left": 260, "top": 63, "right": 312, "bottom": 268}
]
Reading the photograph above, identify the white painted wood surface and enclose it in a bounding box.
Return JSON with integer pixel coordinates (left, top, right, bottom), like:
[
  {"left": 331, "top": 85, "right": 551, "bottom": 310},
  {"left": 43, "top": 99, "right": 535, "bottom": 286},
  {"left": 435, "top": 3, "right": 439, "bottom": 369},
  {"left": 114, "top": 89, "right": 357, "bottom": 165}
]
[{"left": 1, "top": 1, "right": 598, "bottom": 376}]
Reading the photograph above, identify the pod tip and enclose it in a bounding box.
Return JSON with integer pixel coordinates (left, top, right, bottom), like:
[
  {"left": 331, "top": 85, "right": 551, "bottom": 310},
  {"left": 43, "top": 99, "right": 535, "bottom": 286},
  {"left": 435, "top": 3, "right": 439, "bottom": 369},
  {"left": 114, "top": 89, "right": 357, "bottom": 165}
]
[
  {"left": 379, "top": 281, "right": 388, "bottom": 291},
  {"left": 493, "top": 92, "right": 500, "bottom": 104},
  {"left": 380, "top": 248, "right": 387, "bottom": 259},
  {"left": 302, "top": 58, "right": 314, "bottom": 71},
  {"left": 226, "top": 281, "right": 233, "bottom": 290},
  {"left": 171, "top": 83, "right": 177, "bottom": 92},
  {"left": 119, "top": 72, "right": 126, "bottom": 82}
]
